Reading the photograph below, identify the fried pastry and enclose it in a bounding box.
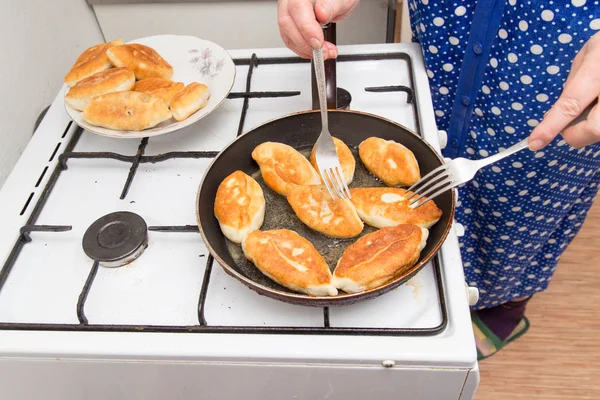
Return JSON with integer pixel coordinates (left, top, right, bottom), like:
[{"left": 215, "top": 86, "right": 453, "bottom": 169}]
[
  {"left": 251, "top": 142, "right": 321, "bottom": 195},
  {"left": 170, "top": 82, "right": 210, "bottom": 121},
  {"left": 65, "top": 67, "right": 135, "bottom": 111},
  {"left": 64, "top": 38, "right": 124, "bottom": 87},
  {"left": 332, "top": 224, "right": 428, "bottom": 293},
  {"left": 134, "top": 78, "right": 185, "bottom": 107},
  {"left": 214, "top": 170, "right": 265, "bottom": 244},
  {"left": 82, "top": 91, "right": 172, "bottom": 131},
  {"left": 242, "top": 229, "right": 338, "bottom": 296},
  {"left": 287, "top": 184, "right": 363, "bottom": 238},
  {"left": 107, "top": 44, "right": 173, "bottom": 80},
  {"left": 358, "top": 137, "right": 421, "bottom": 186},
  {"left": 350, "top": 187, "right": 442, "bottom": 229},
  {"left": 309, "top": 137, "right": 355, "bottom": 185}
]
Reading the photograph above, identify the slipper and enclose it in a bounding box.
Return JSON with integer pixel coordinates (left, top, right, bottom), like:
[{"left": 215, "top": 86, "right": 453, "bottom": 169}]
[{"left": 471, "top": 311, "right": 530, "bottom": 361}]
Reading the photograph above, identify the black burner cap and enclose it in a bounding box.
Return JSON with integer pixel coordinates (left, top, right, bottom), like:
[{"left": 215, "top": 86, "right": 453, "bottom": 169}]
[
  {"left": 337, "top": 87, "right": 352, "bottom": 110},
  {"left": 82, "top": 211, "right": 148, "bottom": 265}
]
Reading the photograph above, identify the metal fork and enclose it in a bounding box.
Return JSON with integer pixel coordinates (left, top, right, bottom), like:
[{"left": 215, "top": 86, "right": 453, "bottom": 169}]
[
  {"left": 407, "top": 138, "right": 530, "bottom": 208},
  {"left": 311, "top": 47, "right": 351, "bottom": 200},
  {"left": 407, "top": 97, "right": 598, "bottom": 209}
]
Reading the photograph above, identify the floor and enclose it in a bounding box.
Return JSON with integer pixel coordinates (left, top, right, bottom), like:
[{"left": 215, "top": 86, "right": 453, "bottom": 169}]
[{"left": 474, "top": 198, "right": 600, "bottom": 399}]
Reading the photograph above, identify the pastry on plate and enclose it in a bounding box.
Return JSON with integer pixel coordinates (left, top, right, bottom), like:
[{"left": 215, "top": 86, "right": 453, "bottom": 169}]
[
  {"left": 134, "top": 78, "right": 185, "bottom": 107},
  {"left": 107, "top": 43, "right": 173, "bottom": 80},
  {"left": 65, "top": 67, "right": 135, "bottom": 111},
  {"left": 214, "top": 170, "right": 265, "bottom": 244},
  {"left": 82, "top": 91, "right": 172, "bottom": 131},
  {"left": 332, "top": 224, "right": 428, "bottom": 293},
  {"left": 358, "top": 137, "right": 421, "bottom": 186},
  {"left": 64, "top": 38, "right": 125, "bottom": 87},
  {"left": 170, "top": 82, "right": 211, "bottom": 121},
  {"left": 309, "top": 137, "right": 355, "bottom": 185},
  {"left": 251, "top": 142, "right": 321, "bottom": 196},
  {"left": 242, "top": 229, "right": 338, "bottom": 296},
  {"left": 287, "top": 184, "right": 363, "bottom": 238},
  {"left": 350, "top": 187, "right": 442, "bottom": 229}
]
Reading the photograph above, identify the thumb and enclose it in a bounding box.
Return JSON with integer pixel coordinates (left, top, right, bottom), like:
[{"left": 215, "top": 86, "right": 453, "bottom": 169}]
[{"left": 315, "top": 0, "right": 354, "bottom": 24}]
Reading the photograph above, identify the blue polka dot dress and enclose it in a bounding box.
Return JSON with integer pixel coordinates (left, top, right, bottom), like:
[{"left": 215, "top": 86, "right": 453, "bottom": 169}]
[{"left": 407, "top": 0, "right": 600, "bottom": 309}]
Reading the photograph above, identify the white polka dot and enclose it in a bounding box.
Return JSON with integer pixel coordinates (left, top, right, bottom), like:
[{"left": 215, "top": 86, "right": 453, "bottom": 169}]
[
  {"left": 548, "top": 160, "right": 558, "bottom": 167},
  {"left": 455, "top": 6, "right": 466, "bottom": 16},
  {"left": 428, "top": 45, "right": 438, "bottom": 54},
  {"left": 509, "top": 0, "right": 516, "bottom": 5},
  {"left": 559, "top": 34, "right": 572, "bottom": 44},
  {"left": 467, "top": 148, "right": 475, "bottom": 155},
  {"left": 505, "top": 180, "right": 515, "bottom": 186},
  {"left": 513, "top": 162, "right": 523, "bottom": 168},
  {"left": 499, "top": 81, "right": 509, "bottom": 91},
  {"left": 491, "top": 106, "right": 501, "bottom": 115},
  {"left": 519, "top": 21, "right": 529, "bottom": 31},
  {"left": 479, "top": 149, "right": 489, "bottom": 157},
  {"left": 443, "top": 63, "right": 454, "bottom": 72},
  {"left": 499, "top": 196, "right": 508, "bottom": 202},
  {"left": 490, "top": 58, "right": 498, "bottom": 68},
  {"left": 439, "top": 86, "right": 449, "bottom": 95},
  {"left": 528, "top": 119, "right": 539, "bottom": 127},
  {"left": 498, "top": 29, "right": 508, "bottom": 39},
  {"left": 482, "top": 85, "right": 491, "bottom": 95},
  {"left": 420, "top": 23, "right": 426, "bottom": 32},
  {"left": 449, "top": 36, "right": 459, "bottom": 45},
  {"left": 487, "top": 128, "right": 496, "bottom": 136},
  {"left": 475, "top": 108, "right": 484, "bottom": 117},
  {"left": 435, "top": 110, "right": 444, "bottom": 117},
  {"left": 427, "top": 69, "right": 434, "bottom": 78},
  {"left": 547, "top": 65, "right": 560, "bottom": 74},
  {"left": 508, "top": 53, "right": 518, "bottom": 63},
  {"left": 531, "top": 196, "right": 541, "bottom": 202},
  {"left": 572, "top": 0, "right": 586, "bottom": 7},
  {"left": 512, "top": 102, "right": 523, "bottom": 111},
  {"left": 505, "top": 126, "right": 516, "bottom": 134},
  {"left": 542, "top": 10, "right": 554, "bottom": 22},
  {"left": 433, "top": 17, "right": 445, "bottom": 26},
  {"left": 530, "top": 45, "right": 543, "bottom": 55},
  {"left": 591, "top": 19, "right": 600, "bottom": 30},
  {"left": 492, "top": 166, "right": 501, "bottom": 173},
  {"left": 520, "top": 75, "right": 533, "bottom": 84},
  {"left": 470, "top": 130, "right": 477, "bottom": 139},
  {"left": 536, "top": 93, "right": 549, "bottom": 102}
]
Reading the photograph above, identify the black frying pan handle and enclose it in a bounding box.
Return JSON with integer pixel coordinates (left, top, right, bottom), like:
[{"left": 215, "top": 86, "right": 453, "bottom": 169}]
[{"left": 311, "top": 23, "right": 337, "bottom": 109}]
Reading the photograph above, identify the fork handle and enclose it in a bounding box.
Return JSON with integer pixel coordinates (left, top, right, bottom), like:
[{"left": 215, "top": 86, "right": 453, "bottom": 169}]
[
  {"left": 313, "top": 47, "right": 329, "bottom": 129},
  {"left": 479, "top": 97, "right": 598, "bottom": 168}
]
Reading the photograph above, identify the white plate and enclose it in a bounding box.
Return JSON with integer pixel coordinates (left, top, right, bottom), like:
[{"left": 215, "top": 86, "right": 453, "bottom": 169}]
[{"left": 65, "top": 34, "right": 236, "bottom": 139}]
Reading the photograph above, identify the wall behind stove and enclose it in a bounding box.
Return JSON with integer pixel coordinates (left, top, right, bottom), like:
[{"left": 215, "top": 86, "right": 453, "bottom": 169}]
[
  {"left": 0, "top": 0, "right": 103, "bottom": 189},
  {"left": 91, "top": 0, "right": 389, "bottom": 49}
]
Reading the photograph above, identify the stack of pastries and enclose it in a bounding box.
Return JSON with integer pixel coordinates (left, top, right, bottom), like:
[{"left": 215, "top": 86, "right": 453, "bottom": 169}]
[
  {"left": 213, "top": 136, "right": 443, "bottom": 296},
  {"left": 64, "top": 38, "right": 211, "bottom": 131}
]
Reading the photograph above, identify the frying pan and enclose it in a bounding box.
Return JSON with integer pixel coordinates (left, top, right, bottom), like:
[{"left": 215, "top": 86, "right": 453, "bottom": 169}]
[{"left": 196, "top": 109, "right": 456, "bottom": 307}]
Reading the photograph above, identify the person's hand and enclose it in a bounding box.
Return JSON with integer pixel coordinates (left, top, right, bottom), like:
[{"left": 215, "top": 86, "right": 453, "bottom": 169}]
[
  {"left": 529, "top": 32, "right": 600, "bottom": 150},
  {"left": 277, "top": 0, "right": 360, "bottom": 59}
]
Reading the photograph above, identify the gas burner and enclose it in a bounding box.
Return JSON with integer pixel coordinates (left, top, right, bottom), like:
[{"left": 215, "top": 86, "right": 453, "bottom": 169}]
[
  {"left": 82, "top": 211, "right": 148, "bottom": 268},
  {"left": 337, "top": 88, "right": 352, "bottom": 110}
]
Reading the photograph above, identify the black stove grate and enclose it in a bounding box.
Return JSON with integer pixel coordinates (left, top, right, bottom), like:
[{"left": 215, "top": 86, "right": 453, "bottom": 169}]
[{"left": 0, "top": 52, "right": 448, "bottom": 336}]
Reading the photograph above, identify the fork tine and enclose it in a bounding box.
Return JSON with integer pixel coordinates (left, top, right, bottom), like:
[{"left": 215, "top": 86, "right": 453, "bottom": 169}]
[
  {"left": 333, "top": 167, "right": 351, "bottom": 199},
  {"left": 409, "top": 176, "right": 454, "bottom": 208},
  {"left": 405, "top": 170, "right": 451, "bottom": 201},
  {"left": 410, "top": 181, "right": 454, "bottom": 210},
  {"left": 323, "top": 168, "right": 341, "bottom": 200},
  {"left": 328, "top": 168, "right": 346, "bottom": 199},
  {"left": 407, "top": 164, "right": 450, "bottom": 193},
  {"left": 321, "top": 169, "right": 339, "bottom": 200}
]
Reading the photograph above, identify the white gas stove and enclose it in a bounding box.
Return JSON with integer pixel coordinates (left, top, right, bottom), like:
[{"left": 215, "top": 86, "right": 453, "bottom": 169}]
[{"left": 0, "top": 43, "right": 479, "bottom": 399}]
